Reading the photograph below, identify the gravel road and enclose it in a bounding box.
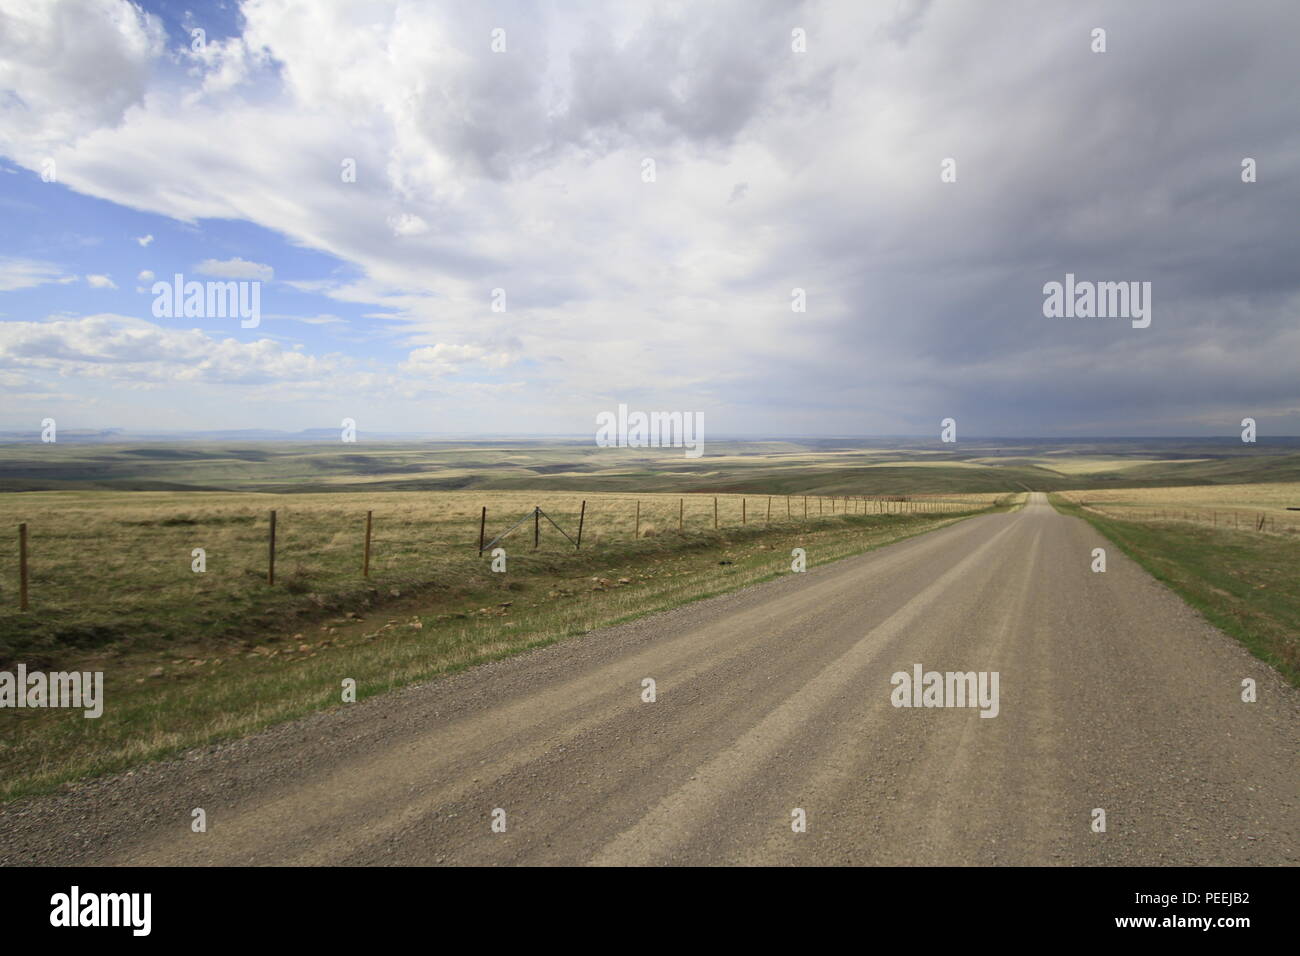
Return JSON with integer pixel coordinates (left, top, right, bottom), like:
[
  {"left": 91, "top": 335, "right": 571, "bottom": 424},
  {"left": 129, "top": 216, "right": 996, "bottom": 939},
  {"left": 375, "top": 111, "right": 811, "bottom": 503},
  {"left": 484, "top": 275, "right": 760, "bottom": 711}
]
[{"left": 2, "top": 493, "right": 1295, "bottom": 866}]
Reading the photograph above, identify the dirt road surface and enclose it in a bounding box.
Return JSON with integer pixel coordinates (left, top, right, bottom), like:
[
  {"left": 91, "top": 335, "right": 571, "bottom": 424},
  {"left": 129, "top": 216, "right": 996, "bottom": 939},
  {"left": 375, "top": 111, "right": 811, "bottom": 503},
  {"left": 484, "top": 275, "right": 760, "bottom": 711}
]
[{"left": 2, "top": 493, "right": 1295, "bottom": 865}]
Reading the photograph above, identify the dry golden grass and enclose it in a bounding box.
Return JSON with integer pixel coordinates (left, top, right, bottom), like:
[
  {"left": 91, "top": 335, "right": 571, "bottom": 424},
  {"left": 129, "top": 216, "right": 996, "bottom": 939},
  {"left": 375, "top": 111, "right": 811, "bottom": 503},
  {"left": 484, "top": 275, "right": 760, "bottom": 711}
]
[
  {"left": 0, "top": 488, "right": 1002, "bottom": 667},
  {"left": 1058, "top": 483, "right": 1300, "bottom": 534}
]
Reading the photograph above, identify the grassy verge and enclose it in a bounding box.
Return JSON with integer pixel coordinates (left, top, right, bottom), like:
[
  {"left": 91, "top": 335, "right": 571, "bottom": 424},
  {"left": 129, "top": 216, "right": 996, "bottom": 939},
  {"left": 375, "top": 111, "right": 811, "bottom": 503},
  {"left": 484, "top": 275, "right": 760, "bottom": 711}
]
[
  {"left": 0, "top": 502, "right": 1005, "bottom": 801},
  {"left": 1050, "top": 494, "right": 1300, "bottom": 687},
  {"left": 0, "top": 489, "right": 1002, "bottom": 667}
]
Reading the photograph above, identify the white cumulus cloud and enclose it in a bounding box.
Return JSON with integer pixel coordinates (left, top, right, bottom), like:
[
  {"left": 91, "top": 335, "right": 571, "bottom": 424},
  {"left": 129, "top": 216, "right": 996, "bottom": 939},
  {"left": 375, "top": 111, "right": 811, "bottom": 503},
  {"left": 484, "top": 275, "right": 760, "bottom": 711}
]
[{"left": 0, "top": 0, "right": 165, "bottom": 153}]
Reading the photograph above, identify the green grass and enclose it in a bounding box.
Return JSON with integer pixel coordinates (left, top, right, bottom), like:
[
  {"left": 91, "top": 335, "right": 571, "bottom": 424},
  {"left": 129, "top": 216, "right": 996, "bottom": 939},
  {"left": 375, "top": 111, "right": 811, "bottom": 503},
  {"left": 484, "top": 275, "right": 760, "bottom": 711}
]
[{"left": 1050, "top": 494, "right": 1300, "bottom": 687}]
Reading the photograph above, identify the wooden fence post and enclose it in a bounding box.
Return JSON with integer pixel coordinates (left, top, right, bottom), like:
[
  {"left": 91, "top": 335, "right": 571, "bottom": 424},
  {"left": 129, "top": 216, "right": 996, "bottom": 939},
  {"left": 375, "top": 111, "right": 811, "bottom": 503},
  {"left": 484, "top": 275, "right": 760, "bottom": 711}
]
[
  {"left": 742, "top": 499, "right": 746, "bottom": 524},
  {"left": 713, "top": 496, "right": 718, "bottom": 530},
  {"left": 534, "top": 507, "right": 540, "bottom": 549},
  {"left": 268, "top": 510, "right": 276, "bottom": 585},
  {"left": 363, "top": 510, "right": 372, "bottom": 577},
  {"left": 577, "top": 500, "right": 586, "bottom": 550},
  {"left": 18, "top": 522, "right": 28, "bottom": 611},
  {"left": 478, "top": 506, "right": 486, "bottom": 552},
  {"left": 767, "top": 496, "right": 771, "bottom": 526}
]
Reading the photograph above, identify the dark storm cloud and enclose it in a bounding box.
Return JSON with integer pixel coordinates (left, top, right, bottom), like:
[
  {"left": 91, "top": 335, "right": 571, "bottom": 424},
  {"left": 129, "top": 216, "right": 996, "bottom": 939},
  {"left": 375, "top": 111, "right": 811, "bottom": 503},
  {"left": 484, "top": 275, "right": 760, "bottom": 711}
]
[{"left": 713, "top": 0, "right": 1300, "bottom": 435}]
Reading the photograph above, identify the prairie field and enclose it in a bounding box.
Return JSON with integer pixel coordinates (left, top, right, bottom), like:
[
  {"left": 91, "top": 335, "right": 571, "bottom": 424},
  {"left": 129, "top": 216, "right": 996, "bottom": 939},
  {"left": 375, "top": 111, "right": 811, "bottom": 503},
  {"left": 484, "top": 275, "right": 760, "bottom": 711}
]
[
  {"left": 0, "top": 486, "right": 1003, "bottom": 669},
  {"left": 3, "top": 437, "right": 1299, "bottom": 495},
  {"left": 1057, "top": 482, "right": 1300, "bottom": 534}
]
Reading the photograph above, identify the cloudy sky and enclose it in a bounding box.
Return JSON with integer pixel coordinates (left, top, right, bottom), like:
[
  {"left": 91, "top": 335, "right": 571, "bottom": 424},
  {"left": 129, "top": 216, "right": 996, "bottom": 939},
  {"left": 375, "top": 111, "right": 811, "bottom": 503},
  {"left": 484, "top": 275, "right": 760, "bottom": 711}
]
[{"left": 0, "top": 0, "right": 1297, "bottom": 438}]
